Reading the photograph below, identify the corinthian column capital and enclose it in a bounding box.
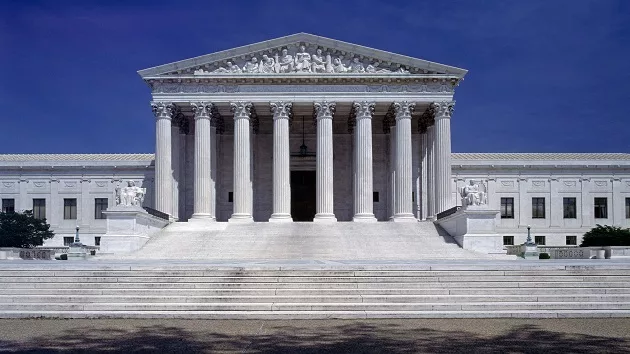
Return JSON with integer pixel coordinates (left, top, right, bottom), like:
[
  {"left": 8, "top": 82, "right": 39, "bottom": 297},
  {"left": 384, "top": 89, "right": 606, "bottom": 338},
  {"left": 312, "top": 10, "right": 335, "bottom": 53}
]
[
  {"left": 431, "top": 101, "right": 455, "bottom": 119},
  {"left": 270, "top": 101, "right": 293, "bottom": 120},
  {"left": 393, "top": 101, "right": 415, "bottom": 121},
  {"left": 190, "top": 102, "right": 213, "bottom": 120},
  {"left": 230, "top": 101, "right": 252, "bottom": 119},
  {"left": 352, "top": 101, "right": 375, "bottom": 119},
  {"left": 314, "top": 101, "right": 336, "bottom": 120},
  {"left": 151, "top": 102, "right": 174, "bottom": 120}
]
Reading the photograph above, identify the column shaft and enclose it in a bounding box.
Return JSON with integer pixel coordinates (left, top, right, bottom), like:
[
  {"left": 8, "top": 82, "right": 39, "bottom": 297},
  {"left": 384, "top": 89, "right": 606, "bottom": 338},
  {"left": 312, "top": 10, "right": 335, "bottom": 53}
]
[
  {"left": 171, "top": 125, "right": 180, "bottom": 221},
  {"left": 419, "top": 132, "right": 428, "bottom": 220},
  {"left": 393, "top": 102, "right": 415, "bottom": 221},
  {"left": 353, "top": 102, "right": 377, "bottom": 222},
  {"left": 230, "top": 102, "right": 253, "bottom": 222},
  {"left": 209, "top": 125, "right": 217, "bottom": 219},
  {"left": 388, "top": 129, "right": 396, "bottom": 219},
  {"left": 152, "top": 102, "right": 173, "bottom": 217},
  {"left": 191, "top": 102, "right": 213, "bottom": 219},
  {"left": 270, "top": 102, "right": 292, "bottom": 222},
  {"left": 314, "top": 101, "right": 336, "bottom": 222},
  {"left": 426, "top": 125, "right": 435, "bottom": 218},
  {"left": 433, "top": 101, "right": 454, "bottom": 214}
]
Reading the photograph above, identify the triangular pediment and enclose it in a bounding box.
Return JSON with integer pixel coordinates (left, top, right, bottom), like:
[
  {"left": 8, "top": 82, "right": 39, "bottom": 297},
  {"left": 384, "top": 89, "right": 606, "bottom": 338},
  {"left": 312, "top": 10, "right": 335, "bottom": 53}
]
[{"left": 138, "top": 33, "right": 467, "bottom": 78}]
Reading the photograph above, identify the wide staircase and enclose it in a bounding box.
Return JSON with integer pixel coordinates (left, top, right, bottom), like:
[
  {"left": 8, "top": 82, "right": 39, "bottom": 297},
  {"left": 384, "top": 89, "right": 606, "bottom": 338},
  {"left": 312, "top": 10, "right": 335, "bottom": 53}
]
[{"left": 0, "top": 261, "right": 629, "bottom": 318}]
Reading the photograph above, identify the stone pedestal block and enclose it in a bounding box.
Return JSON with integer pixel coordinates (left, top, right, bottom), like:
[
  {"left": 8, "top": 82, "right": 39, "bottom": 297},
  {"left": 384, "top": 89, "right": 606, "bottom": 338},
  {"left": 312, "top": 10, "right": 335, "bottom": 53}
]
[
  {"left": 101, "top": 206, "right": 169, "bottom": 254},
  {"left": 437, "top": 206, "right": 502, "bottom": 254}
]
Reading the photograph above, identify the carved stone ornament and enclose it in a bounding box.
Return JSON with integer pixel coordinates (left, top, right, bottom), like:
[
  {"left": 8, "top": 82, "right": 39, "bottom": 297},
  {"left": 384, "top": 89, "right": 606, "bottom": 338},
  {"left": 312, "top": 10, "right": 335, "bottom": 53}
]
[
  {"left": 532, "top": 180, "right": 546, "bottom": 187},
  {"left": 431, "top": 101, "right": 455, "bottom": 119},
  {"left": 95, "top": 181, "right": 108, "bottom": 188},
  {"left": 33, "top": 182, "right": 46, "bottom": 188},
  {"left": 595, "top": 181, "right": 608, "bottom": 187},
  {"left": 2, "top": 182, "right": 15, "bottom": 188},
  {"left": 352, "top": 101, "right": 375, "bottom": 119},
  {"left": 393, "top": 101, "right": 415, "bottom": 120},
  {"left": 115, "top": 180, "right": 146, "bottom": 207},
  {"left": 191, "top": 44, "right": 417, "bottom": 76},
  {"left": 501, "top": 181, "right": 515, "bottom": 187},
  {"left": 460, "top": 180, "right": 488, "bottom": 207},
  {"left": 151, "top": 102, "right": 174, "bottom": 119},
  {"left": 270, "top": 101, "right": 293, "bottom": 120},
  {"left": 314, "top": 101, "right": 336, "bottom": 120},
  {"left": 230, "top": 101, "right": 252, "bottom": 119},
  {"left": 191, "top": 102, "right": 213, "bottom": 120},
  {"left": 563, "top": 181, "right": 577, "bottom": 187},
  {"left": 63, "top": 181, "right": 77, "bottom": 188}
]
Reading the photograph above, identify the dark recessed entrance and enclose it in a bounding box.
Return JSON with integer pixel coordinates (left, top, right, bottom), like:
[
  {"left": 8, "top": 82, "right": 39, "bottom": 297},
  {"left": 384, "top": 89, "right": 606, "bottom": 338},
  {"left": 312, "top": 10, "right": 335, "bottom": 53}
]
[{"left": 291, "top": 170, "right": 316, "bottom": 221}]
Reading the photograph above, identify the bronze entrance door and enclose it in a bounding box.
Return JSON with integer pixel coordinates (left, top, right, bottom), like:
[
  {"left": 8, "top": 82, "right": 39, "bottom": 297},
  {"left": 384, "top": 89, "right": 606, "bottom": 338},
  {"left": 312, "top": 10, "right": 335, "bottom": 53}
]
[{"left": 291, "top": 171, "right": 316, "bottom": 221}]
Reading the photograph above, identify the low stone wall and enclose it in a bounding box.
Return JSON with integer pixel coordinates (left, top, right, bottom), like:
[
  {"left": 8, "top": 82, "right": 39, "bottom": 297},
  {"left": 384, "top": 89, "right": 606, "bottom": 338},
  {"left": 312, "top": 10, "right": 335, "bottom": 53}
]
[
  {"left": 0, "top": 248, "right": 53, "bottom": 260},
  {"left": 505, "top": 245, "right": 630, "bottom": 259}
]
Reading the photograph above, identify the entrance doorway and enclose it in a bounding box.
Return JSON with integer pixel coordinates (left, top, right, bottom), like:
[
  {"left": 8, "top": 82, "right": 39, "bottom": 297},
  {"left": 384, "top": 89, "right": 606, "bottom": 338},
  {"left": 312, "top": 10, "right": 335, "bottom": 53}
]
[{"left": 291, "top": 170, "right": 316, "bottom": 221}]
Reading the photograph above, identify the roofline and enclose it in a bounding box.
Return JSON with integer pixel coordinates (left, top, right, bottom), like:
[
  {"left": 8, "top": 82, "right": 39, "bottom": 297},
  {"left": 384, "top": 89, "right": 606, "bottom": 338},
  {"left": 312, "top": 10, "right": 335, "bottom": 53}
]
[{"left": 137, "top": 32, "right": 468, "bottom": 78}]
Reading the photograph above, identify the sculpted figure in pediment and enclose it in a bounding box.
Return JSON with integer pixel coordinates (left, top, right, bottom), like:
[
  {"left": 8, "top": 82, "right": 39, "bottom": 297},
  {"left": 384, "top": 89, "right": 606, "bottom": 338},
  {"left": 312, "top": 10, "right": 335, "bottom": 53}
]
[
  {"left": 311, "top": 48, "right": 328, "bottom": 73},
  {"left": 242, "top": 57, "right": 259, "bottom": 73},
  {"left": 366, "top": 62, "right": 391, "bottom": 74},
  {"left": 277, "top": 49, "right": 294, "bottom": 73},
  {"left": 332, "top": 57, "right": 348, "bottom": 73},
  {"left": 212, "top": 61, "right": 242, "bottom": 74},
  {"left": 294, "top": 45, "right": 312, "bottom": 72},
  {"left": 349, "top": 57, "right": 365, "bottom": 73},
  {"left": 259, "top": 55, "right": 275, "bottom": 73}
]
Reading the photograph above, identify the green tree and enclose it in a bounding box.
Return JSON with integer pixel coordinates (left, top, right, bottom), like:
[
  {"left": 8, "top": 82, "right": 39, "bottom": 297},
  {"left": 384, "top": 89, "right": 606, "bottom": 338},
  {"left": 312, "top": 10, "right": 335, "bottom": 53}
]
[
  {"left": 580, "top": 224, "right": 630, "bottom": 247},
  {"left": 0, "top": 210, "right": 54, "bottom": 248}
]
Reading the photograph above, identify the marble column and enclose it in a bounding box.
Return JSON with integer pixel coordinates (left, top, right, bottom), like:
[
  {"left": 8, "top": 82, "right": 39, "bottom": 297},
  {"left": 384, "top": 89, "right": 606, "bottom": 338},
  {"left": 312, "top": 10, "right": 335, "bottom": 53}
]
[
  {"left": 352, "top": 101, "right": 377, "bottom": 222},
  {"left": 432, "top": 101, "right": 455, "bottom": 215},
  {"left": 393, "top": 101, "right": 416, "bottom": 222},
  {"left": 388, "top": 127, "right": 396, "bottom": 219},
  {"left": 229, "top": 101, "right": 254, "bottom": 222},
  {"left": 426, "top": 124, "right": 435, "bottom": 219},
  {"left": 178, "top": 120, "right": 189, "bottom": 220},
  {"left": 191, "top": 102, "right": 214, "bottom": 220},
  {"left": 270, "top": 101, "right": 293, "bottom": 222},
  {"left": 210, "top": 121, "right": 217, "bottom": 221},
  {"left": 151, "top": 102, "right": 174, "bottom": 217},
  {"left": 419, "top": 123, "right": 429, "bottom": 221},
  {"left": 171, "top": 123, "right": 180, "bottom": 221},
  {"left": 314, "top": 101, "right": 337, "bottom": 222}
]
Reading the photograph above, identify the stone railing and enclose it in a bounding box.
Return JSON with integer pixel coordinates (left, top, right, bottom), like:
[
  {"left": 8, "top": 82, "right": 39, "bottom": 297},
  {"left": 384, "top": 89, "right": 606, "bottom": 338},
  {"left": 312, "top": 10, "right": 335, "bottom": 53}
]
[
  {"left": 505, "top": 245, "right": 630, "bottom": 259},
  {"left": 144, "top": 206, "right": 170, "bottom": 221}
]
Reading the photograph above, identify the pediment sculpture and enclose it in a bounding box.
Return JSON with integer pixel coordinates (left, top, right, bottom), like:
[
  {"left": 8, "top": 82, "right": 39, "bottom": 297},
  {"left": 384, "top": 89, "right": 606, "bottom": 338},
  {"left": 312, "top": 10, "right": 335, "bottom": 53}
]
[
  {"left": 460, "top": 180, "right": 488, "bottom": 208},
  {"left": 193, "top": 45, "right": 412, "bottom": 75},
  {"left": 115, "top": 180, "right": 146, "bottom": 207}
]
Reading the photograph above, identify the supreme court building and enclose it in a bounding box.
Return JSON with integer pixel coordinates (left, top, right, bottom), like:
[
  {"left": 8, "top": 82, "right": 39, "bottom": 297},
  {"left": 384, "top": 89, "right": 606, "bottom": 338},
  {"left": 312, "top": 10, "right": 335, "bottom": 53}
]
[{"left": 1, "top": 33, "right": 629, "bottom": 253}]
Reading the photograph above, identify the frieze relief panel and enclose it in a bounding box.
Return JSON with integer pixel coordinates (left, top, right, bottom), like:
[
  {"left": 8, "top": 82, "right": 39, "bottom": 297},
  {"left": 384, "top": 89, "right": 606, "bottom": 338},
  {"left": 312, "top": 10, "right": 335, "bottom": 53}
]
[
  {"left": 28, "top": 180, "right": 50, "bottom": 194},
  {"left": 496, "top": 179, "right": 518, "bottom": 192},
  {"left": 150, "top": 82, "right": 454, "bottom": 94},
  {"left": 185, "top": 43, "right": 433, "bottom": 76},
  {"left": 592, "top": 179, "right": 611, "bottom": 191},
  {"left": 59, "top": 179, "right": 80, "bottom": 193},
  {"left": 558, "top": 180, "right": 579, "bottom": 193},
  {"left": 0, "top": 181, "right": 18, "bottom": 194}
]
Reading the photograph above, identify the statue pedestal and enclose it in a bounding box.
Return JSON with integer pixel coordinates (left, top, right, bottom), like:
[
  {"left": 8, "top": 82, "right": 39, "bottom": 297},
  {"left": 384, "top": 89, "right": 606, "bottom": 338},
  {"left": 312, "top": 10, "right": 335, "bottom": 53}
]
[
  {"left": 436, "top": 205, "right": 502, "bottom": 254},
  {"left": 101, "top": 205, "right": 170, "bottom": 254},
  {"left": 519, "top": 243, "right": 540, "bottom": 259},
  {"left": 67, "top": 243, "right": 88, "bottom": 261}
]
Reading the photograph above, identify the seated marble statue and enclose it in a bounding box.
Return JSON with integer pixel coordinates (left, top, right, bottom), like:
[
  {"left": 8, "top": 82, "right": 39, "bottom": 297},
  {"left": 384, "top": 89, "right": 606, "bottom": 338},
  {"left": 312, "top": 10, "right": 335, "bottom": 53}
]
[
  {"left": 460, "top": 180, "right": 487, "bottom": 207},
  {"left": 242, "top": 57, "right": 259, "bottom": 73},
  {"left": 332, "top": 57, "right": 348, "bottom": 73},
  {"left": 366, "top": 62, "right": 391, "bottom": 74},
  {"left": 311, "top": 49, "right": 327, "bottom": 73},
  {"left": 117, "top": 180, "right": 146, "bottom": 207},
  {"left": 349, "top": 58, "right": 365, "bottom": 73},
  {"left": 277, "top": 49, "right": 294, "bottom": 73},
  {"left": 294, "top": 45, "right": 312, "bottom": 72},
  {"left": 259, "top": 55, "right": 275, "bottom": 73},
  {"left": 212, "top": 61, "right": 242, "bottom": 74}
]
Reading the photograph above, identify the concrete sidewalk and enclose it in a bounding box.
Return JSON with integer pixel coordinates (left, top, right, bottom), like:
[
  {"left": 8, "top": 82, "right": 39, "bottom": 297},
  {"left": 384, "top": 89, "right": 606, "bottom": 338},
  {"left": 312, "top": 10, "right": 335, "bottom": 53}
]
[{"left": 1, "top": 318, "right": 629, "bottom": 353}]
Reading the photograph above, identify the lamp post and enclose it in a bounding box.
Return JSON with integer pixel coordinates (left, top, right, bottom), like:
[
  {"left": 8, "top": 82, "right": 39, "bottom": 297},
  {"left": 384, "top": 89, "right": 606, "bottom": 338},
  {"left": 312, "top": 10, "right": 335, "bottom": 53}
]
[
  {"left": 74, "top": 226, "right": 81, "bottom": 244},
  {"left": 525, "top": 225, "right": 534, "bottom": 245}
]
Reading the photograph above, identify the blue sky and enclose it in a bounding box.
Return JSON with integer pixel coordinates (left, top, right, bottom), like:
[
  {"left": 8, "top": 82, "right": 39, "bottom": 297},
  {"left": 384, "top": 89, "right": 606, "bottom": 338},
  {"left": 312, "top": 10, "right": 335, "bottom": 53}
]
[{"left": 1, "top": 0, "right": 628, "bottom": 154}]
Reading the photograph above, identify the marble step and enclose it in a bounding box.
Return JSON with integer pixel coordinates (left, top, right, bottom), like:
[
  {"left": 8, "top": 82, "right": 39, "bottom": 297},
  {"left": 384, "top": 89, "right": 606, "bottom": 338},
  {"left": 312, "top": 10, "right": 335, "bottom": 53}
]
[
  {"left": 2, "top": 275, "right": 629, "bottom": 283},
  {"left": 3, "top": 294, "right": 630, "bottom": 304},
  {"left": 2, "top": 309, "right": 629, "bottom": 319},
  {"left": 1, "top": 302, "right": 629, "bottom": 312},
  {"left": 4, "top": 287, "right": 630, "bottom": 296},
  {"left": 2, "top": 281, "right": 630, "bottom": 289}
]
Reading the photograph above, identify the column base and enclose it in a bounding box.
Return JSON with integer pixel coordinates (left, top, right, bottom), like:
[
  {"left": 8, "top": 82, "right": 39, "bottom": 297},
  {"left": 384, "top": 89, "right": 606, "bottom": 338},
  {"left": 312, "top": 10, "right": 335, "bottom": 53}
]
[
  {"left": 314, "top": 214, "right": 337, "bottom": 223},
  {"left": 269, "top": 214, "right": 293, "bottom": 223},
  {"left": 391, "top": 213, "right": 418, "bottom": 222},
  {"left": 229, "top": 213, "right": 253, "bottom": 223},
  {"left": 353, "top": 213, "right": 377, "bottom": 222},
  {"left": 189, "top": 214, "right": 216, "bottom": 223}
]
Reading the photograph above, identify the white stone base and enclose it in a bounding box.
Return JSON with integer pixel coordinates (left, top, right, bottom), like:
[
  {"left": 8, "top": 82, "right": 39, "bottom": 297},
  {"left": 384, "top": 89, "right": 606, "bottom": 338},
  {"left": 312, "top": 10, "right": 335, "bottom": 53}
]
[
  {"left": 269, "top": 214, "right": 293, "bottom": 223},
  {"left": 101, "top": 206, "right": 169, "bottom": 254},
  {"left": 391, "top": 214, "right": 418, "bottom": 223},
  {"left": 190, "top": 213, "right": 216, "bottom": 221},
  {"left": 436, "top": 207, "right": 502, "bottom": 254},
  {"left": 353, "top": 214, "right": 377, "bottom": 222},
  {"left": 228, "top": 214, "right": 254, "bottom": 223},
  {"left": 313, "top": 214, "right": 337, "bottom": 223}
]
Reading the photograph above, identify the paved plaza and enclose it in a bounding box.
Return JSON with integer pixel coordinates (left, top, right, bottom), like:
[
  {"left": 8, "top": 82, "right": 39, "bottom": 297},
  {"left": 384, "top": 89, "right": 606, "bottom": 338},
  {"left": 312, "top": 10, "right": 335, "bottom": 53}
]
[{"left": 1, "top": 318, "right": 629, "bottom": 353}]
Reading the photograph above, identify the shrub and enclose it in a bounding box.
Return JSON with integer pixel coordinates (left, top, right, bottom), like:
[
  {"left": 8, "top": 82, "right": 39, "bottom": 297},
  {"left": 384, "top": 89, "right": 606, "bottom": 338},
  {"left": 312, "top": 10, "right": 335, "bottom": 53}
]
[
  {"left": 580, "top": 225, "right": 630, "bottom": 247},
  {"left": 0, "top": 210, "right": 54, "bottom": 248},
  {"left": 539, "top": 252, "right": 551, "bottom": 259}
]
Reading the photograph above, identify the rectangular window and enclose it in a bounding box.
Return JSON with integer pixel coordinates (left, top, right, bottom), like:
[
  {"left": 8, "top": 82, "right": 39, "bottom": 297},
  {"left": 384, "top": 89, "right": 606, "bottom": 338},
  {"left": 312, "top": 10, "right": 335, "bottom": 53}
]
[
  {"left": 63, "top": 198, "right": 77, "bottom": 220},
  {"left": 63, "top": 237, "right": 74, "bottom": 246},
  {"left": 535, "top": 236, "right": 546, "bottom": 245},
  {"left": 626, "top": 198, "right": 630, "bottom": 219},
  {"left": 566, "top": 236, "right": 577, "bottom": 246},
  {"left": 563, "top": 197, "right": 576, "bottom": 219},
  {"left": 503, "top": 236, "right": 514, "bottom": 246},
  {"left": 94, "top": 198, "right": 108, "bottom": 220},
  {"left": 94, "top": 236, "right": 101, "bottom": 246},
  {"left": 532, "top": 198, "right": 545, "bottom": 219},
  {"left": 2, "top": 199, "right": 15, "bottom": 213},
  {"left": 33, "top": 199, "right": 46, "bottom": 219},
  {"left": 500, "top": 198, "right": 514, "bottom": 219},
  {"left": 373, "top": 192, "right": 379, "bottom": 203},
  {"left": 594, "top": 197, "right": 608, "bottom": 219}
]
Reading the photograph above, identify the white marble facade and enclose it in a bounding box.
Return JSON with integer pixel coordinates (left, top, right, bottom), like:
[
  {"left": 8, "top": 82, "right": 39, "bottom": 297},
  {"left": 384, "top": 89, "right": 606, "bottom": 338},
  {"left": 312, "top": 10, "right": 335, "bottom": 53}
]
[{"left": 1, "top": 34, "right": 629, "bottom": 249}]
